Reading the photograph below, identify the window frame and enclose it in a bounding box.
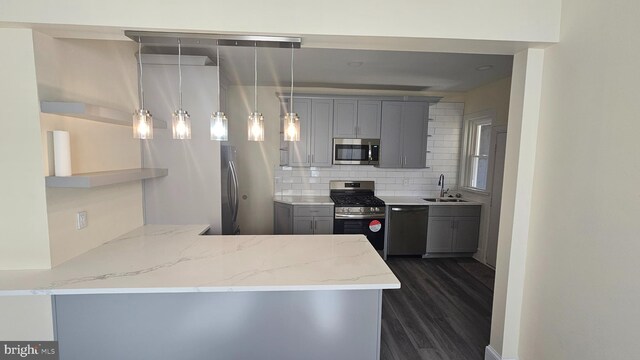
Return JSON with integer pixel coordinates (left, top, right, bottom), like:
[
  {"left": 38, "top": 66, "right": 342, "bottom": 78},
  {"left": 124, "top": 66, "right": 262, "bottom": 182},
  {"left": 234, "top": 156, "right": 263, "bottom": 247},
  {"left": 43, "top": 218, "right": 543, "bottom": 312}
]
[{"left": 459, "top": 110, "right": 495, "bottom": 195}]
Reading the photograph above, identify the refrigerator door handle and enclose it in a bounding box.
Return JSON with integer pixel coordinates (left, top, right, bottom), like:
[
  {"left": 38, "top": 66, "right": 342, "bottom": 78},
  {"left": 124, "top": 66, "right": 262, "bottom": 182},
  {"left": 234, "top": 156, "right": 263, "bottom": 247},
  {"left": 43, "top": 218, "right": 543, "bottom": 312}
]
[
  {"left": 229, "top": 160, "right": 240, "bottom": 223},
  {"left": 227, "top": 167, "right": 234, "bottom": 217}
]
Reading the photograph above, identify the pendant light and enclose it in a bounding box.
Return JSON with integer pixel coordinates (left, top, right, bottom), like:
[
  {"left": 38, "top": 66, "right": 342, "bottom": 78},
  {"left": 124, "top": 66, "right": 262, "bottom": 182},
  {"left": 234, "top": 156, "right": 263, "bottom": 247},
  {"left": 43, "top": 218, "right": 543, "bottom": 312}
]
[
  {"left": 210, "top": 45, "right": 228, "bottom": 141},
  {"left": 283, "top": 44, "right": 300, "bottom": 141},
  {"left": 133, "top": 38, "right": 153, "bottom": 139},
  {"left": 172, "top": 39, "right": 191, "bottom": 140},
  {"left": 248, "top": 45, "right": 264, "bottom": 141}
]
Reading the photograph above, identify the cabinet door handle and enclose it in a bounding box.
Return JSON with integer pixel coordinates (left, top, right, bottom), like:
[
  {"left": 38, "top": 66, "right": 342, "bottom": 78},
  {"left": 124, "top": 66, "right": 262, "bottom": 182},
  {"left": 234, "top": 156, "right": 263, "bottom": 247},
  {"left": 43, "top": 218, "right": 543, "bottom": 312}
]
[
  {"left": 312, "top": 154, "right": 315, "bottom": 163},
  {"left": 310, "top": 221, "right": 313, "bottom": 231}
]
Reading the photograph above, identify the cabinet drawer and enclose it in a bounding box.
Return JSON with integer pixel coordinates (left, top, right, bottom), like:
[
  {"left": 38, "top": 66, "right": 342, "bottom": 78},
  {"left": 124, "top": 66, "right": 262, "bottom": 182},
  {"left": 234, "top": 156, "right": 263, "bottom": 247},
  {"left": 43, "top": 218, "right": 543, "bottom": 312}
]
[
  {"left": 428, "top": 205, "right": 480, "bottom": 217},
  {"left": 293, "top": 206, "right": 333, "bottom": 217}
]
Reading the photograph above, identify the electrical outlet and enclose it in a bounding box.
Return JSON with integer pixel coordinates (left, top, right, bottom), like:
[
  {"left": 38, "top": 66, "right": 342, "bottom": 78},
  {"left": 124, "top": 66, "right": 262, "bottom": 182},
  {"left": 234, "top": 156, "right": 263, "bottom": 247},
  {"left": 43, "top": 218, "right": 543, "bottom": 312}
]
[
  {"left": 403, "top": 178, "right": 409, "bottom": 185},
  {"left": 76, "top": 211, "right": 88, "bottom": 230}
]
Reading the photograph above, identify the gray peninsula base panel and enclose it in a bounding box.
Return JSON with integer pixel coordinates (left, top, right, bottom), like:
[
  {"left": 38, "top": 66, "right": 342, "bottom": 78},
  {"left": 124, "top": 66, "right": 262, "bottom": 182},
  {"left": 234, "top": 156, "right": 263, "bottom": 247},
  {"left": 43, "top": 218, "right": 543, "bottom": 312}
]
[{"left": 53, "top": 290, "right": 382, "bottom": 360}]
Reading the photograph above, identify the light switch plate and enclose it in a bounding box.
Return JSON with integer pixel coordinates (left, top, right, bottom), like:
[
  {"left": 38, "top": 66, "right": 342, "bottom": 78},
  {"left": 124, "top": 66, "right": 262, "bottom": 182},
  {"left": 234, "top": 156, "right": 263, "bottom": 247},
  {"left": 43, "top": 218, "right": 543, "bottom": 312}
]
[{"left": 77, "top": 211, "right": 88, "bottom": 230}]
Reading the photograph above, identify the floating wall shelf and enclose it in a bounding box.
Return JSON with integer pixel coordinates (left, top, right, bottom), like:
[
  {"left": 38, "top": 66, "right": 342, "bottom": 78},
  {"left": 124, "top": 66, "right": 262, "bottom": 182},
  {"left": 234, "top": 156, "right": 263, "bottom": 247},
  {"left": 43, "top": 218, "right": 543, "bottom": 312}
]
[
  {"left": 40, "top": 101, "right": 167, "bottom": 129},
  {"left": 45, "top": 168, "right": 168, "bottom": 188}
]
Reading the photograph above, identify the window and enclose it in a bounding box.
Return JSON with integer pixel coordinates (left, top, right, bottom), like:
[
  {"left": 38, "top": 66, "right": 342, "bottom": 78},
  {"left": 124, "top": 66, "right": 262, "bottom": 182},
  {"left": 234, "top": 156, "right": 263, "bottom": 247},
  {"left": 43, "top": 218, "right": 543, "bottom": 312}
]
[{"left": 461, "top": 113, "right": 493, "bottom": 192}]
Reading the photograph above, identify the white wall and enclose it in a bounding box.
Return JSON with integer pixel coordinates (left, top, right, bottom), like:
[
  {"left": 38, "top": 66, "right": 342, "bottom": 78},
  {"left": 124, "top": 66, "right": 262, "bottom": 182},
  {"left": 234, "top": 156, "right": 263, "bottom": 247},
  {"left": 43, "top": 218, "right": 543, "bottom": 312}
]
[
  {"left": 0, "top": 29, "right": 51, "bottom": 270},
  {"left": 0, "top": 297, "right": 53, "bottom": 340},
  {"left": 0, "top": 28, "right": 53, "bottom": 340},
  {"left": 489, "top": 48, "right": 544, "bottom": 358},
  {"left": 459, "top": 77, "right": 512, "bottom": 264},
  {"left": 464, "top": 77, "right": 512, "bottom": 126},
  {"left": 0, "top": 0, "right": 560, "bottom": 45},
  {"left": 34, "top": 34, "right": 144, "bottom": 266},
  {"left": 518, "top": 0, "right": 640, "bottom": 358}
]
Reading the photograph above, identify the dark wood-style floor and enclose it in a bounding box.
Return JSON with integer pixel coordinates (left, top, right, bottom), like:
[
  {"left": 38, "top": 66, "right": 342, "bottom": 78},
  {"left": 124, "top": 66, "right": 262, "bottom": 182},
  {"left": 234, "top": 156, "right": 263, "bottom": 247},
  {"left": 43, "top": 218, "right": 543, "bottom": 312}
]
[{"left": 381, "top": 257, "right": 495, "bottom": 360}]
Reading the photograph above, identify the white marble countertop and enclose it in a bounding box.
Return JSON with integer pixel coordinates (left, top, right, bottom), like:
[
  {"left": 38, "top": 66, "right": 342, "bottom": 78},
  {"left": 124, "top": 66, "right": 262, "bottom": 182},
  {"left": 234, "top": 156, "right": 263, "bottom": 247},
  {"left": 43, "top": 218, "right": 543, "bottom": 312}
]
[
  {"left": 378, "top": 196, "right": 482, "bottom": 206},
  {"left": 273, "top": 195, "right": 334, "bottom": 205},
  {"left": 0, "top": 225, "right": 399, "bottom": 296}
]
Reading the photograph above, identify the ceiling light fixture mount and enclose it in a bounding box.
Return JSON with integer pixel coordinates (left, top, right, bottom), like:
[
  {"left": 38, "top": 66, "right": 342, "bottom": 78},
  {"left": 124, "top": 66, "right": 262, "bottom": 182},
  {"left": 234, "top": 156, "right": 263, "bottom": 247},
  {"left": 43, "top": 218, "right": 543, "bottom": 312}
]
[
  {"left": 475, "top": 65, "right": 494, "bottom": 71},
  {"left": 125, "top": 31, "right": 301, "bottom": 49}
]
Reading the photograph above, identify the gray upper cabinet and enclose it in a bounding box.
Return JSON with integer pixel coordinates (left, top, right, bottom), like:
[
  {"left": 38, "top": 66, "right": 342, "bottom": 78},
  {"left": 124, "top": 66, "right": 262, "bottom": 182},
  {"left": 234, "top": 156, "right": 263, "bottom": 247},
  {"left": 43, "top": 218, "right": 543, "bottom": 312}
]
[
  {"left": 357, "top": 100, "right": 382, "bottom": 138},
  {"left": 310, "top": 99, "right": 334, "bottom": 167},
  {"left": 379, "top": 101, "right": 428, "bottom": 168},
  {"left": 333, "top": 100, "right": 358, "bottom": 138},
  {"left": 286, "top": 98, "right": 332, "bottom": 167},
  {"left": 333, "top": 99, "right": 382, "bottom": 139},
  {"left": 288, "top": 98, "right": 312, "bottom": 167},
  {"left": 402, "top": 102, "right": 428, "bottom": 168},
  {"left": 379, "top": 102, "right": 404, "bottom": 167}
]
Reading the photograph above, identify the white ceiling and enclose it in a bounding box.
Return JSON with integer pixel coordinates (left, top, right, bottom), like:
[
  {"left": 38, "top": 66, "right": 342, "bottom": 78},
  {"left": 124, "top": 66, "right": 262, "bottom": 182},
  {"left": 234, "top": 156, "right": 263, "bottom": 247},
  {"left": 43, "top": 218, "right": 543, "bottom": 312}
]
[
  {"left": 224, "top": 47, "right": 513, "bottom": 92},
  {"left": 145, "top": 46, "right": 513, "bottom": 92}
]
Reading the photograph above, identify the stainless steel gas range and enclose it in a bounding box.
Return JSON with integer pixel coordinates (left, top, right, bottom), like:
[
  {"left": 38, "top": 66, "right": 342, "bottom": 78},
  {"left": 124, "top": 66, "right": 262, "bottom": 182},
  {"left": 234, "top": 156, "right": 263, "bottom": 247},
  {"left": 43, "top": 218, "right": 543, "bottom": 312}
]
[{"left": 329, "top": 180, "right": 386, "bottom": 250}]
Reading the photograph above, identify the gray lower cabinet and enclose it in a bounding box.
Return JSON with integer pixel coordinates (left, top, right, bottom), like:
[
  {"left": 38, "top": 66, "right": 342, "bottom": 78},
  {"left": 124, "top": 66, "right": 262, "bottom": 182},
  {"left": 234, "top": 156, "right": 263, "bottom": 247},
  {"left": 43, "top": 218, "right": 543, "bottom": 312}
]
[
  {"left": 53, "top": 290, "right": 382, "bottom": 360},
  {"left": 274, "top": 202, "right": 294, "bottom": 234},
  {"left": 379, "top": 101, "right": 429, "bottom": 168},
  {"left": 425, "top": 205, "right": 481, "bottom": 255},
  {"left": 274, "top": 203, "right": 333, "bottom": 235}
]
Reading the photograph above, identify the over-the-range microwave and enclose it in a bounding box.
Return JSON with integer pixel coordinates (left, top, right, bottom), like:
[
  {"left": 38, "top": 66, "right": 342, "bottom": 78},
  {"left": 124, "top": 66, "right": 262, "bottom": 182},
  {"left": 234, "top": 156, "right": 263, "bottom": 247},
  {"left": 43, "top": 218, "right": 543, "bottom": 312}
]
[{"left": 333, "top": 138, "right": 380, "bottom": 165}]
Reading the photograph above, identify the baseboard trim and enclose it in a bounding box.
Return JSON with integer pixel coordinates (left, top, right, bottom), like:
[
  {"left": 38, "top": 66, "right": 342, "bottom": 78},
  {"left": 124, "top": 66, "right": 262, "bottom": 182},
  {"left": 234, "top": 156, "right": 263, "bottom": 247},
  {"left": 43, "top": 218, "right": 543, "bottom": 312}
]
[{"left": 485, "top": 345, "right": 517, "bottom": 360}]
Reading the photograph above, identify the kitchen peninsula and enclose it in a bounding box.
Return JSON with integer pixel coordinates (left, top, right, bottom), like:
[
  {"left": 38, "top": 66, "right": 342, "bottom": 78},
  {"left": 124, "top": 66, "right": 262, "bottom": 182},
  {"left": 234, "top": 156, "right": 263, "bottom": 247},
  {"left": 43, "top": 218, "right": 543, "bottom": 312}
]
[{"left": 0, "top": 225, "right": 399, "bottom": 360}]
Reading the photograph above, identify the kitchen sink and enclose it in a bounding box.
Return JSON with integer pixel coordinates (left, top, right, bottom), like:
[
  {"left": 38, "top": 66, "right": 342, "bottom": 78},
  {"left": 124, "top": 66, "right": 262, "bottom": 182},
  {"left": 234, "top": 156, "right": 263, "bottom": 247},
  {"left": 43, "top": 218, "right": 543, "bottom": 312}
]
[{"left": 423, "top": 198, "right": 468, "bottom": 203}]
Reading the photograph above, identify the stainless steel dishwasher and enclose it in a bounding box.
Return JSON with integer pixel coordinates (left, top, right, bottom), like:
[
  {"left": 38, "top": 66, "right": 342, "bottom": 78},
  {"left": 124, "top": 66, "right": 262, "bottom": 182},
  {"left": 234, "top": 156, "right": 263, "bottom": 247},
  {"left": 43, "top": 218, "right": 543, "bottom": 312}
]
[{"left": 387, "top": 206, "right": 429, "bottom": 255}]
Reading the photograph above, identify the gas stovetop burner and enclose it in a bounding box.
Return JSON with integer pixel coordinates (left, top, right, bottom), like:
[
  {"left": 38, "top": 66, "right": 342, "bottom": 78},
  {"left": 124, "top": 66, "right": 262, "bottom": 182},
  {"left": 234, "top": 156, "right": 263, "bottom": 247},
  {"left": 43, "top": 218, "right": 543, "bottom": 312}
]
[{"left": 330, "top": 194, "right": 386, "bottom": 207}]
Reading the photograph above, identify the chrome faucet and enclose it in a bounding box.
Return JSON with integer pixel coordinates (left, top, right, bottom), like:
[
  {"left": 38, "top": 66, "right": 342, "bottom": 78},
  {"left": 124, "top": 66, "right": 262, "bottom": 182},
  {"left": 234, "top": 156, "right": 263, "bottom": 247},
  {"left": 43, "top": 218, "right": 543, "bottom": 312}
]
[{"left": 438, "top": 174, "right": 445, "bottom": 198}]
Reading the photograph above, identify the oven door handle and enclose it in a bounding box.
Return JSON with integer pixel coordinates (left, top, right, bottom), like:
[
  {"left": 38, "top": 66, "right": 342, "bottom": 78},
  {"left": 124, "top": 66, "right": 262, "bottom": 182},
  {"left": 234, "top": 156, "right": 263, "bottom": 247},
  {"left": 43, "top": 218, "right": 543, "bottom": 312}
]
[{"left": 335, "top": 214, "right": 385, "bottom": 219}]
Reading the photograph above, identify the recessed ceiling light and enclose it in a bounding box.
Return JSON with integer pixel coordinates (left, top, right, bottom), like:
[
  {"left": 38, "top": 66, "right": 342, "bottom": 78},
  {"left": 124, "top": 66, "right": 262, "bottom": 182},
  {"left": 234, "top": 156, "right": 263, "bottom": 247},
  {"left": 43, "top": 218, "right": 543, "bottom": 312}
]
[
  {"left": 348, "top": 61, "right": 364, "bottom": 67},
  {"left": 475, "top": 65, "right": 494, "bottom": 71}
]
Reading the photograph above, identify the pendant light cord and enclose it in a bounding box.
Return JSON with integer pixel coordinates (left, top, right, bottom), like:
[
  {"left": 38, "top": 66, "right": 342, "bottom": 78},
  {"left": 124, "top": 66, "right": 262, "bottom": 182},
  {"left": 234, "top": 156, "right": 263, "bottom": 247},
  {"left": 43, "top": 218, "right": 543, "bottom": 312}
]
[
  {"left": 254, "top": 44, "right": 258, "bottom": 112},
  {"left": 178, "top": 39, "right": 183, "bottom": 110},
  {"left": 289, "top": 43, "right": 294, "bottom": 115},
  {"left": 138, "top": 38, "right": 144, "bottom": 109},
  {"left": 217, "top": 45, "right": 220, "bottom": 111}
]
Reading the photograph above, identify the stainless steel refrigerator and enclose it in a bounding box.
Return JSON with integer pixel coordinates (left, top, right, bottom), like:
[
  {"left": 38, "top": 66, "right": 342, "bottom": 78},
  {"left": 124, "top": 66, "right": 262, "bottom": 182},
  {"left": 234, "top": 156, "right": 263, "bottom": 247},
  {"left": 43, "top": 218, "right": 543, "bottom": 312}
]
[{"left": 221, "top": 145, "right": 240, "bottom": 235}]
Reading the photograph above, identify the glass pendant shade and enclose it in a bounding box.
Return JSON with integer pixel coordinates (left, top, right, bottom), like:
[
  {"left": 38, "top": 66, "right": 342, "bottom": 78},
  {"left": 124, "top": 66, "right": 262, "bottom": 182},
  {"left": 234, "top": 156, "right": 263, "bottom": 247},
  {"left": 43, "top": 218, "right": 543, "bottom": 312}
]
[
  {"left": 210, "top": 111, "right": 229, "bottom": 141},
  {"left": 248, "top": 112, "right": 264, "bottom": 141},
  {"left": 172, "top": 109, "right": 191, "bottom": 139},
  {"left": 283, "top": 112, "right": 300, "bottom": 141},
  {"left": 133, "top": 109, "right": 153, "bottom": 139}
]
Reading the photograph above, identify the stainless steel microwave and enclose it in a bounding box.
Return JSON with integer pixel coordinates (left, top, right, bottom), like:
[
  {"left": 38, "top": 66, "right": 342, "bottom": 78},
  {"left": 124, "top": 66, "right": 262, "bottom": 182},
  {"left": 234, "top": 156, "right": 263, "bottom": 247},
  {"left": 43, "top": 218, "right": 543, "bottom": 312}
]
[{"left": 333, "top": 138, "right": 380, "bottom": 165}]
